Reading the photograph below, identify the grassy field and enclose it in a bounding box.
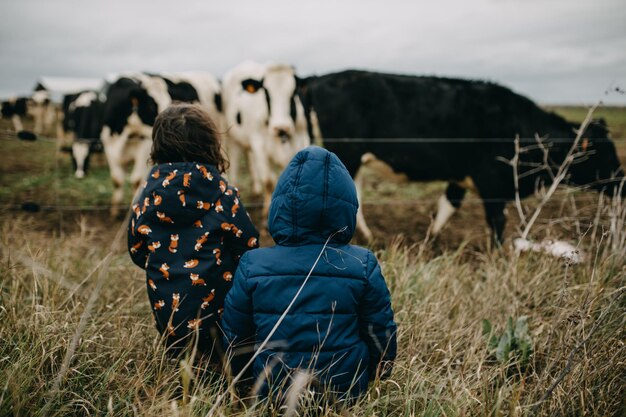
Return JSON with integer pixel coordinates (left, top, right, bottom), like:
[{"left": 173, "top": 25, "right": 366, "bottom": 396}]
[{"left": 1, "top": 108, "right": 626, "bottom": 416}]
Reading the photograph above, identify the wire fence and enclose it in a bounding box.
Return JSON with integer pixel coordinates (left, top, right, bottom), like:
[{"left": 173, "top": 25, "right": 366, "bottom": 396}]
[{"left": 1, "top": 129, "right": 624, "bottom": 213}]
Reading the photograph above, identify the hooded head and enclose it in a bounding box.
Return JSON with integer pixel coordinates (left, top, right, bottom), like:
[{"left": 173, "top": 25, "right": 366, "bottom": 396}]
[{"left": 268, "top": 146, "right": 358, "bottom": 245}]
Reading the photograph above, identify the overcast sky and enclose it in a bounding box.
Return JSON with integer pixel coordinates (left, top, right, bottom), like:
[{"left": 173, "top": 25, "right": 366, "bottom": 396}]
[{"left": 1, "top": 0, "right": 625, "bottom": 104}]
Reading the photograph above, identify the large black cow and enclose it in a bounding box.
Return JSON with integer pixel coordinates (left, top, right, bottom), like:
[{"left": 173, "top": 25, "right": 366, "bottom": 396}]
[
  {"left": 298, "top": 70, "right": 625, "bottom": 242},
  {"left": 61, "top": 90, "right": 105, "bottom": 178}
]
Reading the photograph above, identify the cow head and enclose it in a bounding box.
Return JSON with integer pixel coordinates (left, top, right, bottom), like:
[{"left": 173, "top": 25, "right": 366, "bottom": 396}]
[
  {"left": 241, "top": 64, "right": 300, "bottom": 144},
  {"left": 568, "top": 120, "right": 626, "bottom": 198}
]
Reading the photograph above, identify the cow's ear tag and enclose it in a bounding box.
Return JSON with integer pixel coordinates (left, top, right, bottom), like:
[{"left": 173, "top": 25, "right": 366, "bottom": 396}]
[
  {"left": 241, "top": 79, "right": 262, "bottom": 94},
  {"left": 581, "top": 138, "right": 589, "bottom": 151}
]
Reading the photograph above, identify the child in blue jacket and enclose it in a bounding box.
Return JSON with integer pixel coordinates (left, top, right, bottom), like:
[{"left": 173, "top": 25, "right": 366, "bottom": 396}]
[
  {"left": 222, "top": 146, "right": 397, "bottom": 400},
  {"left": 128, "top": 103, "right": 259, "bottom": 361}
]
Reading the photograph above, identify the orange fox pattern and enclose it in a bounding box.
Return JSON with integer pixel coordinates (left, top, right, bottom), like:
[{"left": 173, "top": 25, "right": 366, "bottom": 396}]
[
  {"left": 183, "top": 172, "right": 192, "bottom": 187},
  {"left": 214, "top": 199, "right": 223, "bottom": 213},
  {"left": 196, "top": 164, "right": 214, "bottom": 181},
  {"left": 187, "top": 319, "right": 202, "bottom": 330},
  {"left": 183, "top": 259, "right": 199, "bottom": 268},
  {"left": 162, "top": 169, "right": 178, "bottom": 187},
  {"left": 201, "top": 289, "right": 216, "bottom": 309},
  {"left": 190, "top": 273, "right": 207, "bottom": 286},
  {"left": 133, "top": 203, "right": 141, "bottom": 219},
  {"left": 148, "top": 241, "right": 161, "bottom": 252},
  {"left": 130, "top": 240, "right": 143, "bottom": 254},
  {"left": 159, "top": 263, "right": 170, "bottom": 279},
  {"left": 213, "top": 248, "right": 222, "bottom": 265},
  {"left": 196, "top": 200, "right": 211, "bottom": 210},
  {"left": 137, "top": 225, "right": 152, "bottom": 235},
  {"left": 169, "top": 234, "right": 179, "bottom": 253},
  {"left": 195, "top": 232, "right": 209, "bottom": 251},
  {"left": 157, "top": 211, "right": 175, "bottom": 224},
  {"left": 172, "top": 293, "right": 180, "bottom": 312},
  {"left": 128, "top": 163, "right": 260, "bottom": 348},
  {"left": 231, "top": 200, "right": 239, "bottom": 218}
]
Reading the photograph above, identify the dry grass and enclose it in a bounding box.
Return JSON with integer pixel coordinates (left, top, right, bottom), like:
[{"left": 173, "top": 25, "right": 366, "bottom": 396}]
[
  {"left": 1, "top": 198, "right": 624, "bottom": 416},
  {"left": 1, "top": 109, "right": 625, "bottom": 416}
]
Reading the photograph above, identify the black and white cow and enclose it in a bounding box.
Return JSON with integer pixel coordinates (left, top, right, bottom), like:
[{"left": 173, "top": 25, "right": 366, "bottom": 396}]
[
  {"left": 1, "top": 97, "right": 36, "bottom": 140},
  {"left": 298, "top": 70, "right": 625, "bottom": 242},
  {"left": 61, "top": 90, "right": 105, "bottom": 178},
  {"left": 222, "top": 61, "right": 309, "bottom": 215},
  {"left": 101, "top": 72, "right": 222, "bottom": 215}
]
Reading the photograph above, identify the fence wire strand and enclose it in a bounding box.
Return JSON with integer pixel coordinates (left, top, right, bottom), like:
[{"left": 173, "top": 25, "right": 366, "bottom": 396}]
[{"left": 1, "top": 129, "right": 624, "bottom": 213}]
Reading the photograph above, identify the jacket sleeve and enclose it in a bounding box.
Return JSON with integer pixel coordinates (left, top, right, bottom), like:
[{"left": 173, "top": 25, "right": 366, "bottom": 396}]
[
  {"left": 127, "top": 206, "right": 149, "bottom": 269},
  {"left": 358, "top": 251, "right": 397, "bottom": 380},
  {"left": 218, "top": 186, "right": 260, "bottom": 260},
  {"left": 222, "top": 254, "right": 256, "bottom": 379}
]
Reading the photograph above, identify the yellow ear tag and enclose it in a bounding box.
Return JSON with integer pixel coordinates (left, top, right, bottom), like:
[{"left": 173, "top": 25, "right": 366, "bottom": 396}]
[
  {"left": 246, "top": 85, "right": 257, "bottom": 93},
  {"left": 581, "top": 138, "right": 589, "bottom": 151}
]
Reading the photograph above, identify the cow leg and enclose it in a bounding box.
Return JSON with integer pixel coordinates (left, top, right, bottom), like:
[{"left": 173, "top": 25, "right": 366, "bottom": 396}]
[
  {"left": 483, "top": 200, "right": 506, "bottom": 244},
  {"left": 130, "top": 139, "right": 152, "bottom": 190},
  {"left": 72, "top": 141, "right": 90, "bottom": 179},
  {"left": 226, "top": 140, "right": 242, "bottom": 186},
  {"left": 11, "top": 115, "right": 24, "bottom": 132},
  {"left": 248, "top": 137, "right": 273, "bottom": 221},
  {"left": 248, "top": 139, "right": 266, "bottom": 197},
  {"left": 102, "top": 128, "right": 127, "bottom": 217},
  {"left": 354, "top": 163, "right": 373, "bottom": 242},
  {"left": 431, "top": 182, "right": 466, "bottom": 235},
  {"left": 32, "top": 106, "right": 44, "bottom": 135},
  {"left": 109, "top": 164, "right": 126, "bottom": 217}
]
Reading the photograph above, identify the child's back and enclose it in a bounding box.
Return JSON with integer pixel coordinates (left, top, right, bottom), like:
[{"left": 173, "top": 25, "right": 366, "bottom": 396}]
[
  {"left": 128, "top": 104, "right": 259, "bottom": 359},
  {"left": 222, "top": 146, "right": 396, "bottom": 399}
]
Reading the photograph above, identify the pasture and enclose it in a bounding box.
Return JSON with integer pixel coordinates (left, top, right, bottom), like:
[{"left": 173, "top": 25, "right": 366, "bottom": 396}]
[{"left": 1, "top": 107, "right": 625, "bottom": 416}]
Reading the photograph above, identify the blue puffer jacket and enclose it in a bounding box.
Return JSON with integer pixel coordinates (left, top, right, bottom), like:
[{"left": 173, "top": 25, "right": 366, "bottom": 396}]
[
  {"left": 128, "top": 162, "right": 259, "bottom": 357},
  {"left": 222, "top": 146, "right": 397, "bottom": 398}
]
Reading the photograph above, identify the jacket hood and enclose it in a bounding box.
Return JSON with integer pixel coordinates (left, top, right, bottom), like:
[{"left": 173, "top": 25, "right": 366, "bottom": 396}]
[
  {"left": 139, "top": 162, "right": 226, "bottom": 226},
  {"left": 268, "top": 146, "right": 358, "bottom": 245}
]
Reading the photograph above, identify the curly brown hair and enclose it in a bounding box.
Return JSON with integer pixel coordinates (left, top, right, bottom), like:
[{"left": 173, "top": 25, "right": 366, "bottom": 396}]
[{"left": 150, "top": 103, "right": 229, "bottom": 173}]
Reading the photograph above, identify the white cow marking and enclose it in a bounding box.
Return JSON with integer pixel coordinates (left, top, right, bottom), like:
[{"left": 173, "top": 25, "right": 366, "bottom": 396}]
[{"left": 431, "top": 194, "right": 457, "bottom": 235}]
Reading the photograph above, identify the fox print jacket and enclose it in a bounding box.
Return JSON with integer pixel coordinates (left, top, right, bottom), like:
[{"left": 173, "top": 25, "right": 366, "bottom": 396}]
[{"left": 128, "top": 162, "right": 259, "bottom": 355}]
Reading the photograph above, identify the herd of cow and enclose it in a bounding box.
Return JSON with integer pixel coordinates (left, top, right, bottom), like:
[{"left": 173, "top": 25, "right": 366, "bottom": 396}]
[{"left": 2, "top": 62, "right": 625, "bottom": 242}]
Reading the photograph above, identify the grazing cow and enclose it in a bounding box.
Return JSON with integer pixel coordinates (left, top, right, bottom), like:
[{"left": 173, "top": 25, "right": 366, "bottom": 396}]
[
  {"left": 221, "top": 61, "right": 309, "bottom": 215},
  {"left": 298, "top": 70, "right": 625, "bottom": 242},
  {"left": 1, "top": 97, "right": 35, "bottom": 140},
  {"left": 101, "top": 72, "right": 222, "bottom": 215},
  {"left": 61, "top": 90, "right": 105, "bottom": 178}
]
